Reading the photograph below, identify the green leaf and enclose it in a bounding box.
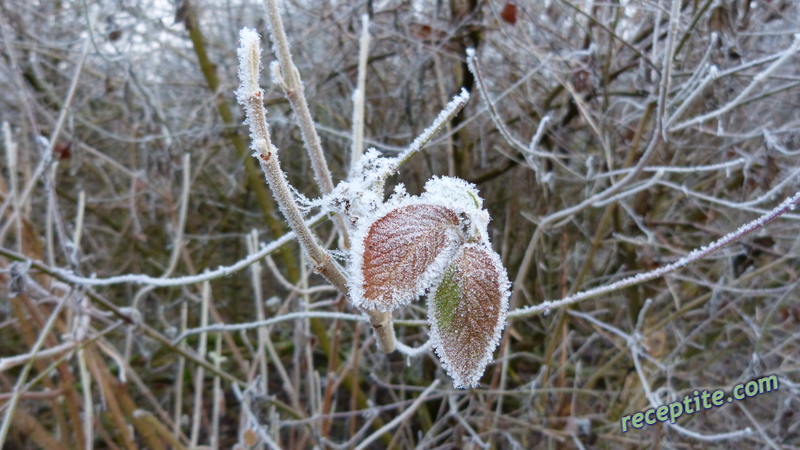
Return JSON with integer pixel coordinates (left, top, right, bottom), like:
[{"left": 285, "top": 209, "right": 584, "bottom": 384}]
[
  {"left": 432, "top": 266, "right": 460, "bottom": 329},
  {"left": 428, "top": 243, "right": 511, "bottom": 388}
]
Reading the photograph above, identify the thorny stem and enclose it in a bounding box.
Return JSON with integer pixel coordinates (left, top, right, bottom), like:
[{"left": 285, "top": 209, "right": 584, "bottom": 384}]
[
  {"left": 183, "top": 0, "right": 299, "bottom": 280},
  {"left": 253, "top": 137, "right": 346, "bottom": 288},
  {"left": 252, "top": 113, "right": 395, "bottom": 352}
]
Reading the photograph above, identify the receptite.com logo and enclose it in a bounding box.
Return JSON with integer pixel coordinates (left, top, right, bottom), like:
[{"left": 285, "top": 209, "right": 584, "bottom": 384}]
[{"left": 620, "top": 375, "right": 779, "bottom": 432}]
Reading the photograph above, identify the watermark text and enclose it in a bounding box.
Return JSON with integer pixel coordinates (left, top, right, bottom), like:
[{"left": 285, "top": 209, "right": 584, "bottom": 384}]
[{"left": 621, "top": 375, "right": 778, "bottom": 432}]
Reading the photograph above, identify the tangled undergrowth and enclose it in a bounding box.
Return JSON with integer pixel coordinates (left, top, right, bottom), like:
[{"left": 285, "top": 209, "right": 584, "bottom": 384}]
[{"left": 1, "top": 0, "right": 799, "bottom": 448}]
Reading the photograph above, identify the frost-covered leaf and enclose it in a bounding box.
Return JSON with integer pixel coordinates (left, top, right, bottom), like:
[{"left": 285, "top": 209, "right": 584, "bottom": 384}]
[
  {"left": 349, "top": 203, "right": 464, "bottom": 311},
  {"left": 429, "top": 243, "right": 510, "bottom": 388},
  {"left": 421, "top": 176, "right": 483, "bottom": 212},
  {"left": 420, "top": 176, "right": 490, "bottom": 242}
]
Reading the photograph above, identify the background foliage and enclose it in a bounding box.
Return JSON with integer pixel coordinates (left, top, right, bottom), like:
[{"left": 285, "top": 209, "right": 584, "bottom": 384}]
[{"left": 1, "top": 0, "right": 799, "bottom": 448}]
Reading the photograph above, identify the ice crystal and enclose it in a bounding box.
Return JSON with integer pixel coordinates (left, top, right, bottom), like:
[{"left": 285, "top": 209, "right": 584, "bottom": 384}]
[
  {"left": 235, "top": 28, "right": 263, "bottom": 104},
  {"left": 406, "top": 89, "right": 470, "bottom": 157},
  {"left": 420, "top": 176, "right": 489, "bottom": 242}
]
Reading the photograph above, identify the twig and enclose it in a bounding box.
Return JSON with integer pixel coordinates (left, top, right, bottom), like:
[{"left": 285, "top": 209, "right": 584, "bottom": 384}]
[
  {"left": 354, "top": 380, "right": 440, "bottom": 450},
  {"left": 232, "top": 383, "right": 283, "bottom": 450},
  {"left": 124, "top": 153, "right": 192, "bottom": 364},
  {"left": 77, "top": 348, "right": 93, "bottom": 450},
  {"left": 350, "top": 14, "right": 370, "bottom": 174},
  {"left": 264, "top": 255, "right": 338, "bottom": 295},
  {"left": 671, "top": 34, "right": 800, "bottom": 132},
  {"left": 2, "top": 123, "right": 22, "bottom": 253},
  {"left": 467, "top": 50, "right": 556, "bottom": 160},
  {"left": 654, "top": 172, "right": 800, "bottom": 213},
  {"left": 394, "top": 340, "right": 432, "bottom": 358},
  {"left": 262, "top": 0, "right": 351, "bottom": 249},
  {"left": 667, "top": 65, "right": 718, "bottom": 127},
  {"left": 448, "top": 394, "right": 489, "bottom": 449},
  {"left": 0, "top": 41, "right": 88, "bottom": 249},
  {"left": 594, "top": 157, "right": 745, "bottom": 179},
  {"left": 0, "top": 211, "right": 330, "bottom": 288},
  {"left": 246, "top": 231, "right": 269, "bottom": 390},
  {"left": 22, "top": 42, "right": 90, "bottom": 212},
  {"left": 509, "top": 191, "right": 800, "bottom": 320},
  {"left": 236, "top": 28, "right": 395, "bottom": 352},
  {"left": 0, "top": 341, "right": 77, "bottom": 373},
  {"left": 0, "top": 292, "right": 70, "bottom": 447},
  {"left": 70, "top": 190, "right": 86, "bottom": 266},
  {"left": 175, "top": 311, "right": 369, "bottom": 344},
  {"left": 173, "top": 296, "right": 188, "bottom": 438},
  {"left": 189, "top": 280, "right": 211, "bottom": 447},
  {"left": 669, "top": 33, "right": 718, "bottom": 108},
  {"left": 394, "top": 88, "right": 470, "bottom": 168},
  {"left": 629, "top": 300, "right": 753, "bottom": 441},
  {"left": 210, "top": 338, "right": 223, "bottom": 449},
  {"left": 657, "top": 0, "right": 682, "bottom": 140}
]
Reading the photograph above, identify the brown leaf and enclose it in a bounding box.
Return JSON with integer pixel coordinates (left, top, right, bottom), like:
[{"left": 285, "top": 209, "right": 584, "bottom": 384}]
[
  {"left": 429, "top": 243, "right": 510, "bottom": 388},
  {"left": 500, "top": 2, "right": 518, "bottom": 25},
  {"left": 351, "top": 203, "right": 464, "bottom": 311}
]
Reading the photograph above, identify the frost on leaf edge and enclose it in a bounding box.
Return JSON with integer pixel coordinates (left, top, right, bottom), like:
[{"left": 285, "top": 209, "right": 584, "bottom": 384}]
[
  {"left": 428, "top": 242, "right": 511, "bottom": 389},
  {"left": 347, "top": 195, "right": 464, "bottom": 312},
  {"left": 420, "top": 176, "right": 490, "bottom": 243}
]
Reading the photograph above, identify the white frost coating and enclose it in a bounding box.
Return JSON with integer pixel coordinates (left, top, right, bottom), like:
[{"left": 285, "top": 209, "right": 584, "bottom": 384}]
[
  {"left": 347, "top": 195, "right": 462, "bottom": 312},
  {"left": 421, "top": 176, "right": 490, "bottom": 241},
  {"left": 328, "top": 148, "right": 400, "bottom": 227},
  {"left": 321, "top": 86, "right": 470, "bottom": 227},
  {"left": 235, "top": 28, "right": 263, "bottom": 104},
  {"left": 428, "top": 243, "right": 510, "bottom": 388},
  {"left": 347, "top": 175, "right": 499, "bottom": 312},
  {"left": 397, "top": 89, "right": 470, "bottom": 163},
  {"left": 421, "top": 176, "right": 483, "bottom": 211},
  {"left": 345, "top": 169, "right": 510, "bottom": 386}
]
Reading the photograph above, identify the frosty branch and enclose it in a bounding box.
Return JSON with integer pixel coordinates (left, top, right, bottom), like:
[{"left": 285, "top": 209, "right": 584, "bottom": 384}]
[
  {"left": 509, "top": 191, "right": 800, "bottom": 320},
  {"left": 235, "top": 23, "right": 508, "bottom": 387},
  {"left": 235, "top": 28, "right": 395, "bottom": 352}
]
